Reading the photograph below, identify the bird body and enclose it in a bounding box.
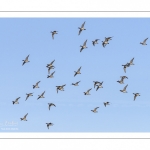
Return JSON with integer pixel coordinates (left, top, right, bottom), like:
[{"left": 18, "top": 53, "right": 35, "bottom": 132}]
[
  {"left": 84, "top": 88, "right": 92, "bottom": 95},
  {"left": 74, "top": 67, "right": 81, "bottom": 77},
  {"left": 26, "top": 93, "right": 33, "bottom": 101},
  {"left": 12, "top": 97, "right": 20, "bottom": 105},
  {"left": 133, "top": 93, "right": 140, "bottom": 100},
  {"left": 78, "top": 21, "right": 86, "bottom": 35},
  {"left": 120, "top": 84, "right": 128, "bottom": 93},
  {"left": 80, "top": 40, "right": 87, "bottom": 52},
  {"left": 33, "top": 81, "right": 40, "bottom": 89},
  {"left": 20, "top": 113, "right": 28, "bottom": 121},
  {"left": 56, "top": 84, "right": 66, "bottom": 93},
  {"left": 46, "top": 122, "right": 54, "bottom": 129},
  {"left": 91, "top": 107, "right": 99, "bottom": 113},
  {"left": 51, "top": 31, "right": 58, "bottom": 39},
  {"left": 22, "top": 55, "right": 30, "bottom": 66},
  {"left": 37, "top": 91, "right": 45, "bottom": 100}
]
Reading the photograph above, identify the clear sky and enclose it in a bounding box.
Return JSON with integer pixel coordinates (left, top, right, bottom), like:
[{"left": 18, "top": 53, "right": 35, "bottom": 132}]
[{"left": 0, "top": 18, "right": 150, "bottom": 132}]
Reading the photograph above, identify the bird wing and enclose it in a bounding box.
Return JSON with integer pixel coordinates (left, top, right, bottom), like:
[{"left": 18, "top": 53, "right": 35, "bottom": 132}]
[
  {"left": 24, "top": 113, "right": 28, "bottom": 118},
  {"left": 50, "top": 60, "right": 55, "bottom": 65},
  {"left": 78, "top": 67, "right": 81, "bottom": 72},
  {"left": 143, "top": 38, "right": 148, "bottom": 43},
  {"left": 130, "top": 58, "right": 134, "bottom": 63},
  {"left": 81, "top": 21, "right": 85, "bottom": 28},
  {"left": 123, "top": 84, "right": 128, "bottom": 90},
  {"left": 42, "top": 91, "right": 45, "bottom": 96},
  {"left": 123, "top": 66, "right": 126, "bottom": 73},
  {"left": 88, "top": 88, "right": 92, "bottom": 92},
  {"left": 78, "top": 29, "right": 82, "bottom": 35},
  {"left": 52, "top": 32, "right": 54, "bottom": 39},
  {"left": 83, "top": 40, "right": 87, "bottom": 46},
  {"left": 94, "top": 107, "right": 99, "bottom": 111}
]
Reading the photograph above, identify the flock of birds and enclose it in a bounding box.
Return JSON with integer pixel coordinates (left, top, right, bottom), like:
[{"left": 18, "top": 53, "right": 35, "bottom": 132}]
[{"left": 11, "top": 21, "right": 148, "bottom": 130}]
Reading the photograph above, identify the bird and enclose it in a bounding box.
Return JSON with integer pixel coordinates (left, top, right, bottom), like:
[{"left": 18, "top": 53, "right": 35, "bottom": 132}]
[
  {"left": 37, "top": 91, "right": 45, "bottom": 100},
  {"left": 46, "top": 60, "right": 55, "bottom": 68},
  {"left": 104, "top": 102, "right": 110, "bottom": 107},
  {"left": 80, "top": 40, "right": 87, "bottom": 52},
  {"left": 102, "top": 38, "right": 109, "bottom": 47},
  {"left": 92, "top": 39, "right": 100, "bottom": 46},
  {"left": 47, "top": 65, "right": 55, "bottom": 74},
  {"left": 91, "top": 107, "right": 99, "bottom": 113},
  {"left": 12, "top": 97, "right": 20, "bottom": 105},
  {"left": 133, "top": 93, "right": 140, "bottom": 101},
  {"left": 105, "top": 36, "right": 113, "bottom": 41},
  {"left": 46, "top": 122, "right": 54, "bottom": 129},
  {"left": 48, "top": 103, "right": 56, "bottom": 110},
  {"left": 33, "top": 81, "right": 40, "bottom": 89},
  {"left": 78, "top": 21, "right": 86, "bottom": 35},
  {"left": 51, "top": 31, "right": 58, "bottom": 39},
  {"left": 122, "top": 63, "right": 128, "bottom": 73},
  {"left": 56, "top": 84, "right": 66, "bottom": 93},
  {"left": 140, "top": 38, "right": 148, "bottom": 45},
  {"left": 120, "top": 76, "right": 128, "bottom": 79},
  {"left": 20, "top": 113, "right": 28, "bottom": 121},
  {"left": 22, "top": 55, "right": 30, "bottom": 66},
  {"left": 47, "top": 71, "right": 55, "bottom": 78},
  {"left": 117, "top": 78, "right": 124, "bottom": 84},
  {"left": 72, "top": 81, "right": 80, "bottom": 86},
  {"left": 74, "top": 67, "right": 81, "bottom": 77},
  {"left": 95, "top": 82, "right": 103, "bottom": 91},
  {"left": 120, "top": 84, "right": 128, "bottom": 93},
  {"left": 84, "top": 88, "right": 92, "bottom": 95},
  {"left": 93, "top": 81, "right": 101, "bottom": 88},
  {"left": 25, "top": 93, "right": 33, "bottom": 101}
]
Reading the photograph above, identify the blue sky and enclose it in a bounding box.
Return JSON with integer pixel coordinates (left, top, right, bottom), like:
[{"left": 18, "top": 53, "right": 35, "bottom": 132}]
[{"left": 0, "top": 18, "right": 150, "bottom": 132}]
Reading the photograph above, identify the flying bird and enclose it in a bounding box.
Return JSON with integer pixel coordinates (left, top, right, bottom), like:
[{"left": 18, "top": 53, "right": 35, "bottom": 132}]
[
  {"left": 93, "top": 81, "right": 101, "bottom": 88},
  {"left": 25, "top": 93, "right": 33, "bottom": 101},
  {"left": 51, "top": 31, "right": 58, "bottom": 39},
  {"left": 140, "top": 38, "right": 148, "bottom": 45},
  {"left": 46, "top": 122, "right": 54, "bottom": 129},
  {"left": 120, "top": 84, "right": 128, "bottom": 93},
  {"left": 80, "top": 40, "right": 87, "bottom": 52},
  {"left": 47, "top": 71, "right": 55, "bottom": 78},
  {"left": 56, "top": 84, "right": 66, "bottom": 93},
  {"left": 91, "top": 107, "right": 99, "bottom": 113},
  {"left": 20, "top": 113, "right": 28, "bottom": 121},
  {"left": 22, "top": 55, "right": 30, "bottom": 66},
  {"left": 104, "top": 102, "right": 110, "bottom": 107},
  {"left": 12, "top": 97, "right": 20, "bottom": 105},
  {"left": 46, "top": 60, "right": 55, "bottom": 68},
  {"left": 133, "top": 93, "right": 140, "bottom": 101},
  {"left": 72, "top": 81, "right": 81, "bottom": 86},
  {"left": 84, "top": 88, "right": 92, "bottom": 95},
  {"left": 92, "top": 39, "right": 100, "bottom": 46},
  {"left": 33, "top": 81, "right": 40, "bottom": 89},
  {"left": 48, "top": 103, "right": 56, "bottom": 110},
  {"left": 117, "top": 78, "right": 124, "bottom": 84},
  {"left": 74, "top": 66, "right": 81, "bottom": 77},
  {"left": 95, "top": 82, "right": 103, "bottom": 91},
  {"left": 78, "top": 21, "right": 86, "bottom": 35},
  {"left": 37, "top": 91, "right": 45, "bottom": 100},
  {"left": 102, "top": 38, "right": 109, "bottom": 47}
]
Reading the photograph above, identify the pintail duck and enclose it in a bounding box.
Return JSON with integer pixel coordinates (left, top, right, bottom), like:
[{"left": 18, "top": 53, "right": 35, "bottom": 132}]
[
  {"left": 20, "top": 113, "right": 28, "bottom": 121},
  {"left": 120, "top": 84, "right": 128, "bottom": 93},
  {"left": 133, "top": 93, "right": 140, "bottom": 101},
  {"left": 93, "top": 81, "right": 101, "bottom": 88},
  {"left": 56, "top": 84, "right": 66, "bottom": 93},
  {"left": 51, "top": 31, "right": 58, "bottom": 39},
  {"left": 84, "top": 88, "right": 92, "bottom": 95},
  {"left": 37, "top": 91, "right": 45, "bottom": 100},
  {"left": 140, "top": 38, "right": 148, "bottom": 45},
  {"left": 48, "top": 103, "right": 56, "bottom": 110},
  {"left": 95, "top": 82, "right": 103, "bottom": 91},
  {"left": 117, "top": 78, "right": 124, "bottom": 84},
  {"left": 46, "top": 60, "right": 55, "bottom": 68},
  {"left": 91, "top": 107, "right": 99, "bottom": 113},
  {"left": 102, "top": 38, "right": 109, "bottom": 48},
  {"left": 33, "top": 81, "right": 40, "bottom": 89},
  {"left": 74, "top": 66, "right": 81, "bottom": 77},
  {"left": 12, "top": 97, "right": 20, "bottom": 105},
  {"left": 78, "top": 21, "right": 86, "bottom": 35},
  {"left": 46, "top": 122, "right": 54, "bottom": 129},
  {"left": 72, "top": 81, "right": 80, "bottom": 86},
  {"left": 104, "top": 102, "right": 110, "bottom": 107},
  {"left": 47, "top": 65, "right": 55, "bottom": 74},
  {"left": 80, "top": 40, "right": 87, "bottom": 52},
  {"left": 22, "top": 55, "right": 30, "bottom": 66},
  {"left": 25, "top": 93, "right": 33, "bottom": 101},
  {"left": 92, "top": 39, "right": 100, "bottom": 46},
  {"left": 47, "top": 71, "right": 55, "bottom": 78}
]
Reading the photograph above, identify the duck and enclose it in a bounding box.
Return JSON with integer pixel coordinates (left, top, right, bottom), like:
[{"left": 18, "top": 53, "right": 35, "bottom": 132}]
[
  {"left": 48, "top": 103, "right": 56, "bottom": 110},
  {"left": 47, "top": 71, "right": 55, "bottom": 78},
  {"left": 105, "top": 36, "right": 113, "bottom": 41},
  {"left": 25, "top": 93, "right": 33, "bottom": 101},
  {"left": 37, "top": 91, "right": 45, "bottom": 100},
  {"left": 20, "top": 113, "right": 28, "bottom": 121},
  {"left": 104, "top": 102, "right": 110, "bottom": 107},
  {"left": 22, "top": 55, "right": 30, "bottom": 66},
  {"left": 102, "top": 38, "right": 109, "bottom": 48},
  {"left": 56, "top": 84, "right": 66, "bottom": 93},
  {"left": 84, "top": 88, "right": 92, "bottom": 95},
  {"left": 95, "top": 82, "right": 103, "bottom": 91},
  {"left": 74, "top": 67, "right": 81, "bottom": 77},
  {"left": 92, "top": 39, "right": 100, "bottom": 46},
  {"left": 140, "top": 38, "right": 148, "bottom": 45},
  {"left": 78, "top": 21, "right": 86, "bottom": 35},
  {"left": 46, "top": 122, "right": 54, "bottom": 129},
  {"left": 51, "top": 31, "right": 58, "bottom": 39},
  {"left": 12, "top": 97, "right": 20, "bottom": 105},
  {"left": 120, "top": 84, "right": 128, "bottom": 93},
  {"left": 46, "top": 60, "right": 55, "bottom": 68},
  {"left": 33, "top": 81, "right": 40, "bottom": 89},
  {"left": 91, "top": 107, "right": 99, "bottom": 113},
  {"left": 80, "top": 40, "right": 87, "bottom": 52},
  {"left": 72, "top": 81, "right": 80, "bottom": 86},
  {"left": 117, "top": 78, "right": 124, "bottom": 84},
  {"left": 122, "top": 63, "right": 129, "bottom": 73},
  {"left": 93, "top": 81, "right": 101, "bottom": 88},
  {"left": 133, "top": 93, "right": 140, "bottom": 101}
]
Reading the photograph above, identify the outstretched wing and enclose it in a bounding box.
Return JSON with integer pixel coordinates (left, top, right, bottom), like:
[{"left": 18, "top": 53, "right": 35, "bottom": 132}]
[
  {"left": 77, "top": 67, "right": 81, "bottom": 72},
  {"left": 83, "top": 40, "right": 87, "bottom": 46},
  {"left": 143, "top": 38, "right": 148, "bottom": 43},
  {"left": 123, "top": 84, "right": 128, "bottom": 90},
  {"left": 81, "top": 21, "right": 85, "bottom": 28},
  {"left": 24, "top": 113, "right": 28, "bottom": 118}
]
